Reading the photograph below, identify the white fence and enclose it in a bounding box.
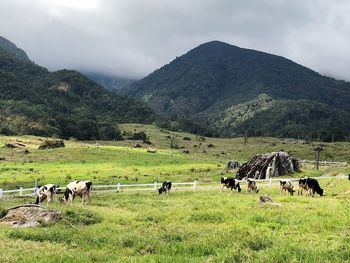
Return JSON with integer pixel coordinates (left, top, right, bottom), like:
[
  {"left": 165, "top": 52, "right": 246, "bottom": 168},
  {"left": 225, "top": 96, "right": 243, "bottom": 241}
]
[
  {"left": 299, "top": 160, "right": 348, "bottom": 167},
  {"left": 0, "top": 175, "right": 348, "bottom": 199},
  {"left": 0, "top": 181, "right": 197, "bottom": 199}
]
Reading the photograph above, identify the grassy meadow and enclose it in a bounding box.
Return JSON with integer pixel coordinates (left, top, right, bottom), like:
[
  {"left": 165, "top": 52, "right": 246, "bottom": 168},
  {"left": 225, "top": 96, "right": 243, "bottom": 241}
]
[{"left": 0, "top": 124, "right": 350, "bottom": 262}]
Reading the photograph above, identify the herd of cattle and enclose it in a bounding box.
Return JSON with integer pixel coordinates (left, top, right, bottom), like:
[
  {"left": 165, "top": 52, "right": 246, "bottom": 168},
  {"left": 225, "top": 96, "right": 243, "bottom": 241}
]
[
  {"left": 220, "top": 176, "right": 324, "bottom": 196},
  {"left": 34, "top": 180, "right": 173, "bottom": 205},
  {"left": 33, "top": 175, "right": 328, "bottom": 206}
]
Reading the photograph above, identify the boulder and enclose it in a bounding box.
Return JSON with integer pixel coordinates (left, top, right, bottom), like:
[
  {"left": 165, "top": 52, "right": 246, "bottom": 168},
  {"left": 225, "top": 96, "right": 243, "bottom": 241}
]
[
  {"left": 236, "top": 151, "right": 300, "bottom": 180},
  {"left": 38, "top": 139, "right": 65, "bottom": 150},
  {"left": 0, "top": 205, "right": 61, "bottom": 228}
]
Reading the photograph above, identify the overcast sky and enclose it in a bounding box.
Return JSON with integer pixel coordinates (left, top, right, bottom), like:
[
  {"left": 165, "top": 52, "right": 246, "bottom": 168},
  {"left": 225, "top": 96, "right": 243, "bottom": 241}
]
[{"left": 0, "top": 0, "right": 349, "bottom": 80}]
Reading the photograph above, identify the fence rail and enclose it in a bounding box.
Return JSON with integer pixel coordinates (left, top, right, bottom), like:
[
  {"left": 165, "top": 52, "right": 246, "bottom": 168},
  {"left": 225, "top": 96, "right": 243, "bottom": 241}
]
[
  {"left": 0, "top": 181, "right": 197, "bottom": 199},
  {"left": 299, "top": 160, "right": 348, "bottom": 166},
  {"left": 0, "top": 175, "right": 348, "bottom": 199}
]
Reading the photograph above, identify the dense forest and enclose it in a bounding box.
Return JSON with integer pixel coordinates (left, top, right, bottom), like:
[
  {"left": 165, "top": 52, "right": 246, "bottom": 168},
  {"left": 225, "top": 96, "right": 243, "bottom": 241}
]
[
  {"left": 125, "top": 41, "right": 350, "bottom": 141},
  {"left": 0, "top": 36, "right": 154, "bottom": 140}
]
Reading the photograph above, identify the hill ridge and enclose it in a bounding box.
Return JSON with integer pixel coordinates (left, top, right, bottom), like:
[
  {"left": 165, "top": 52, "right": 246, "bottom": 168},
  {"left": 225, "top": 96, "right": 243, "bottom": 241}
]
[{"left": 125, "top": 41, "right": 350, "bottom": 140}]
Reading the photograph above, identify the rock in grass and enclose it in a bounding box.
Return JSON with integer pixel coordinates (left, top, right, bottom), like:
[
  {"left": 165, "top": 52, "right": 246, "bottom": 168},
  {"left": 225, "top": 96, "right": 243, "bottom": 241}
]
[
  {"left": 237, "top": 151, "right": 300, "bottom": 180},
  {"left": 0, "top": 206, "right": 61, "bottom": 228},
  {"left": 38, "top": 139, "right": 65, "bottom": 150},
  {"left": 259, "top": 195, "right": 281, "bottom": 206},
  {"left": 5, "top": 142, "right": 26, "bottom": 148}
]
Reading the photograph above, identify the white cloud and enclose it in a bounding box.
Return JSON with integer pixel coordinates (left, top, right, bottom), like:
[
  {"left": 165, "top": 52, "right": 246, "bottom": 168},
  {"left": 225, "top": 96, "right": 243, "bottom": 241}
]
[{"left": 0, "top": 0, "right": 349, "bottom": 80}]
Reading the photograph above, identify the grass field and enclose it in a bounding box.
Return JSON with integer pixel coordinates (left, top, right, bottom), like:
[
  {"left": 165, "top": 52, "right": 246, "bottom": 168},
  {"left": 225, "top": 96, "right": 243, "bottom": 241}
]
[
  {"left": 0, "top": 124, "right": 349, "bottom": 189},
  {"left": 1, "top": 181, "right": 350, "bottom": 262},
  {"left": 0, "top": 124, "right": 350, "bottom": 262}
]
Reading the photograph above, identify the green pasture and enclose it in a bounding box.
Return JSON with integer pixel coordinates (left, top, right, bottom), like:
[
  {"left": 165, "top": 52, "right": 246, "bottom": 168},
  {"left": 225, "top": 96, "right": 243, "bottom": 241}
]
[
  {"left": 0, "top": 124, "right": 349, "bottom": 189},
  {"left": 1, "top": 177, "right": 350, "bottom": 262},
  {"left": 0, "top": 124, "right": 349, "bottom": 262}
]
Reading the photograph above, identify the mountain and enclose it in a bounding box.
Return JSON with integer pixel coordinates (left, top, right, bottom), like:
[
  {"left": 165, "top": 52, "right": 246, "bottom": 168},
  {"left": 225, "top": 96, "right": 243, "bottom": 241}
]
[
  {"left": 82, "top": 71, "right": 138, "bottom": 91},
  {"left": 0, "top": 36, "right": 154, "bottom": 140},
  {"left": 0, "top": 36, "right": 30, "bottom": 62},
  {"left": 125, "top": 41, "right": 350, "bottom": 141}
]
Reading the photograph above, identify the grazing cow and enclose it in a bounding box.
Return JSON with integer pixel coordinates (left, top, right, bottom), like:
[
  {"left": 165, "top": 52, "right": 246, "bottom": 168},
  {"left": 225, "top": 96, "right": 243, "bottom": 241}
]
[
  {"left": 158, "top": 181, "right": 172, "bottom": 195},
  {"left": 60, "top": 181, "right": 92, "bottom": 205},
  {"left": 220, "top": 177, "right": 241, "bottom": 193},
  {"left": 298, "top": 178, "right": 309, "bottom": 196},
  {"left": 35, "top": 184, "right": 58, "bottom": 205},
  {"left": 247, "top": 178, "right": 259, "bottom": 193},
  {"left": 280, "top": 180, "right": 295, "bottom": 195},
  {"left": 298, "top": 177, "right": 323, "bottom": 196},
  {"left": 305, "top": 178, "right": 323, "bottom": 196}
]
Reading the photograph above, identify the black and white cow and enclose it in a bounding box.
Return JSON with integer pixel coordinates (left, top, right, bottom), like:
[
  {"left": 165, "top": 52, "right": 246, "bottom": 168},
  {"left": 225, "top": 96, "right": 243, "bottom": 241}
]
[
  {"left": 60, "top": 180, "right": 92, "bottom": 205},
  {"left": 280, "top": 180, "right": 295, "bottom": 195},
  {"left": 298, "top": 177, "right": 323, "bottom": 196},
  {"left": 247, "top": 178, "right": 259, "bottom": 193},
  {"left": 298, "top": 178, "right": 309, "bottom": 196},
  {"left": 220, "top": 177, "right": 241, "bottom": 193},
  {"left": 158, "top": 181, "right": 172, "bottom": 195},
  {"left": 35, "top": 184, "right": 58, "bottom": 205},
  {"left": 306, "top": 178, "right": 323, "bottom": 197}
]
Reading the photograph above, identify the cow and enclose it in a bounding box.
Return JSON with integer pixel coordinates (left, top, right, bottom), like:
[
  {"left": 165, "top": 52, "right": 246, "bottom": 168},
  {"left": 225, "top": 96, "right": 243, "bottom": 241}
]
[
  {"left": 60, "top": 181, "right": 92, "bottom": 205},
  {"left": 298, "top": 177, "right": 323, "bottom": 196},
  {"left": 247, "top": 178, "right": 259, "bottom": 193},
  {"left": 305, "top": 178, "right": 323, "bottom": 197},
  {"left": 35, "top": 184, "right": 58, "bottom": 205},
  {"left": 298, "top": 178, "right": 309, "bottom": 196},
  {"left": 220, "top": 177, "right": 241, "bottom": 193},
  {"left": 158, "top": 181, "right": 172, "bottom": 195},
  {"left": 280, "top": 180, "right": 295, "bottom": 195}
]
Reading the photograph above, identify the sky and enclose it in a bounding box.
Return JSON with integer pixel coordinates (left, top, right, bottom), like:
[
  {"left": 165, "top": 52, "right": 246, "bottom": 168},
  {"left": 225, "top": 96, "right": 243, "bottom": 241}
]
[{"left": 0, "top": 0, "right": 349, "bottom": 80}]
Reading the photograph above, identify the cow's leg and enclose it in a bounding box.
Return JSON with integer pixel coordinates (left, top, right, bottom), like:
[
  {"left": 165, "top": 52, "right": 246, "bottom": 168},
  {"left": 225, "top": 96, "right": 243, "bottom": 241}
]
[
  {"left": 298, "top": 186, "right": 302, "bottom": 196},
  {"left": 69, "top": 193, "right": 74, "bottom": 204},
  {"left": 87, "top": 190, "right": 92, "bottom": 205},
  {"left": 81, "top": 192, "right": 85, "bottom": 205},
  {"left": 220, "top": 184, "right": 224, "bottom": 193},
  {"left": 47, "top": 194, "right": 52, "bottom": 206}
]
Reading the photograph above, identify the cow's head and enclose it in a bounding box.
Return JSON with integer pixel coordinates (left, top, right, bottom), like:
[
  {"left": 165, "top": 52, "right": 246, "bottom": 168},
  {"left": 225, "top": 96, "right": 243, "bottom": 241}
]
[
  {"left": 319, "top": 188, "right": 324, "bottom": 196},
  {"left": 158, "top": 187, "right": 165, "bottom": 195},
  {"left": 299, "top": 178, "right": 307, "bottom": 186},
  {"left": 60, "top": 188, "right": 72, "bottom": 203}
]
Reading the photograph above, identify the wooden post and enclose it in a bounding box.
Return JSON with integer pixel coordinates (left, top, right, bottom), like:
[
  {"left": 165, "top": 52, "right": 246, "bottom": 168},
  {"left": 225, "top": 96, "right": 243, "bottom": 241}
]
[
  {"left": 117, "top": 183, "right": 120, "bottom": 192},
  {"left": 0, "top": 189, "right": 3, "bottom": 199},
  {"left": 19, "top": 187, "right": 23, "bottom": 196},
  {"left": 193, "top": 180, "right": 197, "bottom": 190},
  {"left": 154, "top": 182, "right": 157, "bottom": 192}
]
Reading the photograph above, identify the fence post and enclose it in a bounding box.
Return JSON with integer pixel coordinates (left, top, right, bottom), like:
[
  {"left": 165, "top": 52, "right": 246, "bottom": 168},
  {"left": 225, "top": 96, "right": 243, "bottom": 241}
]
[
  {"left": 154, "top": 182, "right": 157, "bottom": 192},
  {"left": 0, "top": 189, "right": 2, "bottom": 199},
  {"left": 117, "top": 183, "right": 120, "bottom": 192},
  {"left": 19, "top": 187, "right": 23, "bottom": 196},
  {"left": 193, "top": 180, "right": 197, "bottom": 191}
]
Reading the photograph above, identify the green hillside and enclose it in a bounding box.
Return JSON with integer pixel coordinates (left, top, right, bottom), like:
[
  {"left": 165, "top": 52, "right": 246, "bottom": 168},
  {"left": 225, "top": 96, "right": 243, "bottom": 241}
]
[
  {"left": 125, "top": 41, "right": 350, "bottom": 140},
  {"left": 0, "top": 36, "right": 154, "bottom": 140}
]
